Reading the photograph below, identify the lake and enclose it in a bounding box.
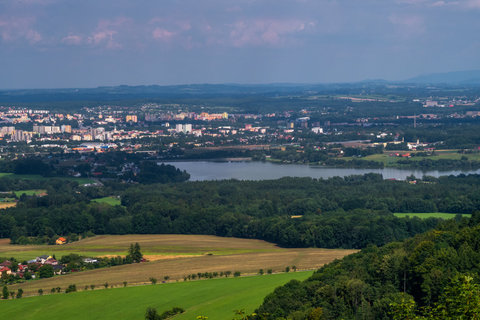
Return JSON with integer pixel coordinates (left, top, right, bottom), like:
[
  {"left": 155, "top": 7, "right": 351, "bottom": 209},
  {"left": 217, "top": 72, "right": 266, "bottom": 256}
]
[{"left": 161, "top": 161, "right": 480, "bottom": 181}]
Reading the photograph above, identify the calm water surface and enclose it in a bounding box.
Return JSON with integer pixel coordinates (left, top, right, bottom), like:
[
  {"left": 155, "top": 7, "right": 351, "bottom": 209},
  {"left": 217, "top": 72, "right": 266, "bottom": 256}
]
[{"left": 161, "top": 161, "right": 480, "bottom": 181}]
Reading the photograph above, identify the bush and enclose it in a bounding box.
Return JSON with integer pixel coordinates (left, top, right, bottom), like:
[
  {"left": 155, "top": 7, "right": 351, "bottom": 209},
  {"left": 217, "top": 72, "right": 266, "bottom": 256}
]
[
  {"left": 39, "top": 265, "right": 54, "bottom": 278},
  {"left": 2, "top": 286, "right": 9, "bottom": 299},
  {"left": 145, "top": 307, "right": 159, "bottom": 320},
  {"left": 145, "top": 306, "right": 185, "bottom": 320},
  {"left": 65, "top": 284, "right": 77, "bottom": 293},
  {"left": 158, "top": 307, "right": 185, "bottom": 319}
]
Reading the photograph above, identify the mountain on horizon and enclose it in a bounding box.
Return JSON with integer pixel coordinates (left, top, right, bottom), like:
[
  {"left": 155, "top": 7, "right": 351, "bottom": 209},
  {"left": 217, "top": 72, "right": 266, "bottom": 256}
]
[{"left": 405, "top": 70, "right": 480, "bottom": 85}]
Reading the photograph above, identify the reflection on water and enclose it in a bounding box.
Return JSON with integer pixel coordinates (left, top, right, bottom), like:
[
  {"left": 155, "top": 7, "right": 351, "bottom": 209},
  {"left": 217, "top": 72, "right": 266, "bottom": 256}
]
[{"left": 161, "top": 161, "right": 480, "bottom": 181}]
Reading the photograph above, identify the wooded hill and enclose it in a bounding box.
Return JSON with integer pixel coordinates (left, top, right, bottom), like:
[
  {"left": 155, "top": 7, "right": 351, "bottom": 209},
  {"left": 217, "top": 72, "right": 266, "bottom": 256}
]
[{"left": 255, "top": 215, "right": 480, "bottom": 319}]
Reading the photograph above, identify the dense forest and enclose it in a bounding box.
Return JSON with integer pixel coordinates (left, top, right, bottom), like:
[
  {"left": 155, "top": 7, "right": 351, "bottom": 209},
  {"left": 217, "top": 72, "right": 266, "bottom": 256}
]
[
  {"left": 0, "top": 157, "right": 190, "bottom": 184},
  {"left": 1, "top": 174, "right": 480, "bottom": 248},
  {"left": 254, "top": 215, "right": 480, "bottom": 319}
]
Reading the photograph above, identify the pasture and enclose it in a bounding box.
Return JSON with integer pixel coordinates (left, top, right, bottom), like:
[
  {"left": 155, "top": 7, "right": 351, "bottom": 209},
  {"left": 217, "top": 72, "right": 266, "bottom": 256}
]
[
  {"left": 0, "top": 235, "right": 356, "bottom": 296},
  {"left": 0, "top": 172, "right": 95, "bottom": 184},
  {"left": 13, "top": 189, "right": 47, "bottom": 197},
  {"left": 0, "top": 272, "right": 312, "bottom": 320},
  {"left": 91, "top": 196, "right": 121, "bottom": 206},
  {"left": 361, "top": 150, "right": 480, "bottom": 166},
  {"left": 394, "top": 212, "right": 471, "bottom": 219}
]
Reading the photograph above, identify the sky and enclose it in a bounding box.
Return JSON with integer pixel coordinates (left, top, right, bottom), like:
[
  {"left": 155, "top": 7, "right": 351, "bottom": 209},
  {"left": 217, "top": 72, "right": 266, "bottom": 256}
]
[{"left": 1, "top": 0, "right": 480, "bottom": 88}]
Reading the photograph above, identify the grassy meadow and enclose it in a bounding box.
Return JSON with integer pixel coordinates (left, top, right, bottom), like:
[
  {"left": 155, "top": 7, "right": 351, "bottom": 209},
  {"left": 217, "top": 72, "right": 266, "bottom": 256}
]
[
  {"left": 394, "top": 212, "right": 471, "bottom": 219},
  {"left": 13, "top": 189, "right": 47, "bottom": 197},
  {"left": 91, "top": 196, "right": 121, "bottom": 206},
  {"left": 0, "top": 272, "right": 313, "bottom": 320},
  {"left": 0, "top": 172, "right": 95, "bottom": 184},
  {"left": 359, "top": 150, "right": 480, "bottom": 166}
]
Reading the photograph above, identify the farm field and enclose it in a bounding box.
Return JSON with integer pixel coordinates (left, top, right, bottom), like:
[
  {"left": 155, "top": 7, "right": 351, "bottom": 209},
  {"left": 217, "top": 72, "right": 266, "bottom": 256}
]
[
  {"left": 91, "top": 196, "right": 121, "bottom": 206},
  {"left": 0, "top": 234, "right": 291, "bottom": 261},
  {"left": 0, "top": 235, "right": 356, "bottom": 296},
  {"left": 0, "top": 272, "right": 312, "bottom": 320},
  {"left": 0, "top": 202, "right": 16, "bottom": 209},
  {"left": 0, "top": 172, "right": 95, "bottom": 184},
  {"left": 13, "top": 189, "right": 47, "bottom": 197},
  {"left": 360, "top": 150, "right": 480, "bottom": 166},
  {"left": 394, "top": 212, "right": 471, "bottom": 219}
]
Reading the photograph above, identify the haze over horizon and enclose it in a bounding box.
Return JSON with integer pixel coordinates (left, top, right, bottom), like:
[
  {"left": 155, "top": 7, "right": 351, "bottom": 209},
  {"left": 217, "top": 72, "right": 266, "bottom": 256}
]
[{"left": 2, "top": 0, "right": 480, "bottom": 89}]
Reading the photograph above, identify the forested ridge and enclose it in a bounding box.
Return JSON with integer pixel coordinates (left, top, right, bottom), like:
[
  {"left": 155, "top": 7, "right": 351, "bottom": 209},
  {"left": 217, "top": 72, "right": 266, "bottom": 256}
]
[
  {"left": 1, "top": 174, "right": 480, "bottom": 248},
  {"left": 254, "top": 215, "right": 480, "bottom": 319}
]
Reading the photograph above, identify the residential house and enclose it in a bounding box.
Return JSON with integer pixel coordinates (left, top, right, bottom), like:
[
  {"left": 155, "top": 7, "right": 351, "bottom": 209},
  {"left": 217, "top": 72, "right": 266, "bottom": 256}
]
[
  {"left": 44, "top": 258, "right": 59, "bottom": 266},
  {"left": 0, "top": 266, "right": 11, "bottom": 275},
  {"left": 36, "top": 255, "right": 52, "bottom": 264},
  {"left": 56, "top": 237, "right": 67, "bottom": 245}
]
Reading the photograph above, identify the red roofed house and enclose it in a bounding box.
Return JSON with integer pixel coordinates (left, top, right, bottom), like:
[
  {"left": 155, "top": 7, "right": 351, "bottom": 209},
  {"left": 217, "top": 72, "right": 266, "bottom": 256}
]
[
  {"left": 0, "top": 260, "right": 12, "bottom": 267},
  {"left": 56, "top": 237, "right": 67, "bottom": 245},
  {"left": 0, "top": 266, "right": 11, "bottom": 275}
]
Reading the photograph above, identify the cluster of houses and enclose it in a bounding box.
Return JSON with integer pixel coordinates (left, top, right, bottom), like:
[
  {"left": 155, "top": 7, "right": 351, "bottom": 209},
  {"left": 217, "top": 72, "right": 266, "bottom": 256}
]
[
  {"left": 0, "top": 255, "right": 62, "bottom": 279},
  {"left": 0, "top": 260, "right": 28, "bottom": 277},
  {"left": 0, "top": 253, "right": 99, "bottom": 280}
]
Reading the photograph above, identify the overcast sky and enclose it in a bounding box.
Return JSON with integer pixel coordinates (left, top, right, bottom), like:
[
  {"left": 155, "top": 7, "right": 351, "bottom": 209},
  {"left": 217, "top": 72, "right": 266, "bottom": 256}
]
[{"left": 1, "top": 0, "right": 479, "bottom": 88}]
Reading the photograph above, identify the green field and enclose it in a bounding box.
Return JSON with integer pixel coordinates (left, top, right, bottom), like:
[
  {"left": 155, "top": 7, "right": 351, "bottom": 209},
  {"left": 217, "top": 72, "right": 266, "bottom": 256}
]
[
  {"left": 0, "top": 172, "right": 95, "bottom": 185},
  {"left": 359, "top": 150, "right": 480, "bottom": 166},
  {"left": 13, "top": 189, "right": 47, "bottom": 197},
  {"left": 394, "top": 212, "right": 471, "bottom": 219},
  {"left": 0, "top": 272, "right": 312, "bottom": 320},
  {"left": 91, "top": 196, "right": 121, "bottom": 206}
]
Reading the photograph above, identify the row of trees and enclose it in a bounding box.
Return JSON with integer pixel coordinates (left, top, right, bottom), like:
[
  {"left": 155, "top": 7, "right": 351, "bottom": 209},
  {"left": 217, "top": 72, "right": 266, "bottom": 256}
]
[{"left": 2, "top": 286, "right": 22, "bottom": 299}]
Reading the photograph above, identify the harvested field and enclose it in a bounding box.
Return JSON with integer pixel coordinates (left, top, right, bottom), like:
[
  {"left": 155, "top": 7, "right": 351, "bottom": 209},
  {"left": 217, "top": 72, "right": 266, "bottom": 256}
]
[
  {"left": 0, "top": 234, "right": 290, "bottom": 260},
  {"left": 0, "top": 202, "right": 16, "bottom": 209},
  {"left": 1, "top": 234, "right": 356, "bottom": 295}
]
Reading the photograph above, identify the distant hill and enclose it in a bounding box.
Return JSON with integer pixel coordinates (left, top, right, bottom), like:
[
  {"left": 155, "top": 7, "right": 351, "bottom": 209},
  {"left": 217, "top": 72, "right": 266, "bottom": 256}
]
[
  {"left": 0, "top": 82, "right": 387, "bottom": 107},
  {"left": 405, "top": 70, "right": 480, "bottom": 85},
  {"left": 0, "top": 83, "right": 327, "bottom": 105}
]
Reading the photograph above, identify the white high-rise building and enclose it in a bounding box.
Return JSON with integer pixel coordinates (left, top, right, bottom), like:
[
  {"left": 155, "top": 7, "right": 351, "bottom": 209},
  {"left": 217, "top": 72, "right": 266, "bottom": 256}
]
[{"left": 175, "top": 124, "right": 192, "bottom": 134}]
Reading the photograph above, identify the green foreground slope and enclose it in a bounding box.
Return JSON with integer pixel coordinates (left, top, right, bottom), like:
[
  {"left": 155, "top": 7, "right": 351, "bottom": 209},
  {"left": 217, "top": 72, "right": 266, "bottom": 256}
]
[{"left": 0, "top": 272, "right": 312, "bottom": 320}]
